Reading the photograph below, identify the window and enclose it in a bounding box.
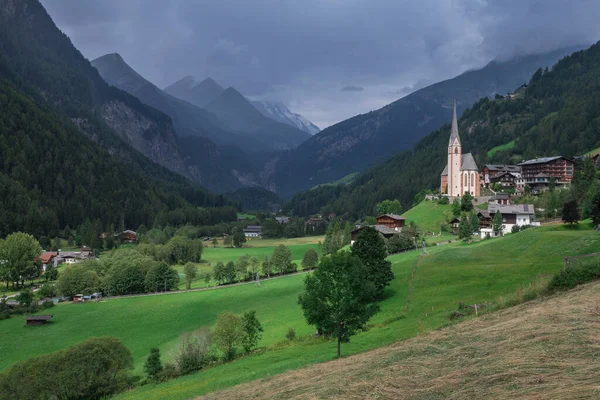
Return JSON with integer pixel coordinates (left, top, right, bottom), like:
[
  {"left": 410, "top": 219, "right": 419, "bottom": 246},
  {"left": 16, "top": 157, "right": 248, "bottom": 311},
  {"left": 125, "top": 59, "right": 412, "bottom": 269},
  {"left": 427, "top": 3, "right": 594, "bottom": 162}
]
[{"left": 455, "top": 148, "right": 458, "bottom": 154}]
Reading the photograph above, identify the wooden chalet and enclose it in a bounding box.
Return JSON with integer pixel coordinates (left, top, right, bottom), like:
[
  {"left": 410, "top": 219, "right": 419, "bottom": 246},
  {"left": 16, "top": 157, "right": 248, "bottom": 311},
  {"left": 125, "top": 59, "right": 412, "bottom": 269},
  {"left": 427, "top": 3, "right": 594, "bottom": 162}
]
[
  {"left": 375, "top": 214, "right": 406, "bottom": 229},
  {"left": 449, "top": 217, "right": 460, "bottom": 234},
  {"left": 25, "top": 315, "right": 53, "bottom": 327}
]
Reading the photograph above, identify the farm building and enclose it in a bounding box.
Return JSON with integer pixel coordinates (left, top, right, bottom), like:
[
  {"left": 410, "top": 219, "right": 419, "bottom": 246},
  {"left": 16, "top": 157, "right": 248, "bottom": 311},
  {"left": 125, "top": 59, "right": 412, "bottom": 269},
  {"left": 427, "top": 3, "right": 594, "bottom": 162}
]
[
  {"left": 25, "top": 315, "right": 52, "bottom": 327},
  {"left": 243, "top": 225, "right": 262, "bottom": 238},
  {"left": 376, "top": 214, "right": 406, "bottom": 229}
]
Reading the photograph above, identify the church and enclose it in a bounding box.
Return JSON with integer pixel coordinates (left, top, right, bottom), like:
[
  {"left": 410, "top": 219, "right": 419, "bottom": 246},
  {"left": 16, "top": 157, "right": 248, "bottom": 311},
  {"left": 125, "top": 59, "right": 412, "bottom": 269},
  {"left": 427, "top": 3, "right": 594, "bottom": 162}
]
[{"left": 440, "top": 101, "right": 480, "bottom": 197}]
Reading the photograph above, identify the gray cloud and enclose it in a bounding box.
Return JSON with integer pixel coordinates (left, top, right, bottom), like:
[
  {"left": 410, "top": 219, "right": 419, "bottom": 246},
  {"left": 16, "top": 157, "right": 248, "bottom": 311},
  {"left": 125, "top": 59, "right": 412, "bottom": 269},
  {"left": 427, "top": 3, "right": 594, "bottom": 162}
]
[
  {"left": 341, "top": 85, "right": 365, "bottom": 92},
  {"left": 41, "top": 0, "right": 600, "bottom": 128}
]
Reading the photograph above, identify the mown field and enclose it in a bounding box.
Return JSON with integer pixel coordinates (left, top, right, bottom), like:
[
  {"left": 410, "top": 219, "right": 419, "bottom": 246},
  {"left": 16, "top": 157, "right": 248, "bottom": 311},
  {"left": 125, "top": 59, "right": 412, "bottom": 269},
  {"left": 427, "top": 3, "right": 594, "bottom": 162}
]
[
  {"left": 173, "top": 237, "right": 323, "bottom": 289},
  {"left": 1, "top": 224, "right": 598, "bottom": 400}
]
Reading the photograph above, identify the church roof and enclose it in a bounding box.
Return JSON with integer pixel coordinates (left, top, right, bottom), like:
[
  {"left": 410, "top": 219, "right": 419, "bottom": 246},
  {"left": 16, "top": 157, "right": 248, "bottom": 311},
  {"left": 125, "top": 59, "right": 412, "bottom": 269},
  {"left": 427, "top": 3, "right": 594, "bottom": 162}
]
[
  {"left": 449, "top": 99, "right": 460, "bottom": 146},
  {"left": 461, "top": 152, "right": 478, "bottom": 171}
]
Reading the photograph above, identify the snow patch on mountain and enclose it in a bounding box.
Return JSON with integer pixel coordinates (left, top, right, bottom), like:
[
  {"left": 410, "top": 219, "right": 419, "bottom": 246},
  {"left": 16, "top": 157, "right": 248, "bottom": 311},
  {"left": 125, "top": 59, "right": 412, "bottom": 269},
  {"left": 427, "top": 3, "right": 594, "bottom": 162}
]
[{"left": 252, "top": 100, "right": 320, "bottom": 135}]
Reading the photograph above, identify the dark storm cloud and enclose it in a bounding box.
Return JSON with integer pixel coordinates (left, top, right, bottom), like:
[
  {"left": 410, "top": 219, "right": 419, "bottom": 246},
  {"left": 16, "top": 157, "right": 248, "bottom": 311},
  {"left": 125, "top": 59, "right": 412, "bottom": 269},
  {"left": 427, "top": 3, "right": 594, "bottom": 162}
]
[
  {"left": 341, "top": 86, "right": 364, "bottom": 92},
  {"left": 41, "top": 0, "right": 600, "bottom": 128}
]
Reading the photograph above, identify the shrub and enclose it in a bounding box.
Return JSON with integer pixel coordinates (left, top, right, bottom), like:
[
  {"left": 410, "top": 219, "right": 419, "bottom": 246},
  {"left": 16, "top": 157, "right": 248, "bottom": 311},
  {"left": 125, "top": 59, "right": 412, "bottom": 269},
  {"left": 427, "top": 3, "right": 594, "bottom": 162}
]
[
  {"left": 173, "top": 329, "right": 214, "bottom": 375},
  {"left": 0, "top": 337, "right": 132, "bottom": 400},
  {"left": 37, "top": 284, "right": 56, "bottom": 299},
  {"left": 547, "top": 262, "right": 600, "bottom": 292},
  {"left": 41, "top": 301, "right": 54, "bottom": 310},
  {"left": 0, "top": 311, "right": 9, "bottom": 320},
  {"left": 156, "top": 362, "right": 180, "bottom": 382},
  {"left": 285, "top": 327, "right": 296, "bottom": 341},
  {"left": 511, "top": 225, "right": 520, "bottom": 233},
  {"left": 437, "top": 196, "right": 449, "bottom": 205}
]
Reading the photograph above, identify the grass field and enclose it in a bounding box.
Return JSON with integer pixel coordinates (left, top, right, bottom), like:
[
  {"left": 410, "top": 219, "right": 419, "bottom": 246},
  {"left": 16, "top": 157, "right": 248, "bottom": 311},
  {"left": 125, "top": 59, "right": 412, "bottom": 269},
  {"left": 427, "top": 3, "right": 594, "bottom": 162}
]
[
  {"left": 403, "top": 200, "right": 451, "bottom": 233},
  {"left": 487, "top": 140, "right": 516, "bottom": 158},
  {"left": 172, "top": 237, "right": 323, "bottom": 289},
  {"left": 2, "top": 225, "right": 598, "bottom": 400},
  {"left": 207, "top": 281, "right": 600, "bottom": 399}
]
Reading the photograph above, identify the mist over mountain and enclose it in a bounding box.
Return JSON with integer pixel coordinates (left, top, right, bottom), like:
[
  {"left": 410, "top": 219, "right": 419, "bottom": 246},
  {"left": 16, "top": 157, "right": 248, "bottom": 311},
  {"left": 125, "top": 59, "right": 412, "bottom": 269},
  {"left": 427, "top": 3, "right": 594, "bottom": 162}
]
[{"left": 164, "top": 76, "right": 224, "bottom": 108}]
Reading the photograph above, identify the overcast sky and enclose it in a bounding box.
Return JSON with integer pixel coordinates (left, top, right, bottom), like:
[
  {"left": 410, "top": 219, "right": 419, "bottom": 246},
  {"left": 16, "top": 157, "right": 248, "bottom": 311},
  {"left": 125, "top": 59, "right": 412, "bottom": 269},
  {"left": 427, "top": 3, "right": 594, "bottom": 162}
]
[{"left": 41, "top": 0, "right": 599, "bottom": 129}]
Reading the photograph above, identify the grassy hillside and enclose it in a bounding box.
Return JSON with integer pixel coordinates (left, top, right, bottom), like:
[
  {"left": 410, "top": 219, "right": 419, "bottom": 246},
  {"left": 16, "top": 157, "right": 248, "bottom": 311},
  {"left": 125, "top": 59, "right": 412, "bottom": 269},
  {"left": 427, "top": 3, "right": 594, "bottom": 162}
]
[
  {"left": 1, "top": 226, "right": 597, "bottom": 399},
  {"left": 206, "top": 280, "right": 600, "bottom": 399},
  {"left": 402, "top": 200, "right": 452, "bottom": 233}
]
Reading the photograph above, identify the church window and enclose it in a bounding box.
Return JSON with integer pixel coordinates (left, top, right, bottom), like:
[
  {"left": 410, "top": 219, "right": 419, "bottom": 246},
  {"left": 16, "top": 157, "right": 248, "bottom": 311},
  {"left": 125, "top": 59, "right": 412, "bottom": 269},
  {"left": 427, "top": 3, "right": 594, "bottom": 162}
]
[
  {"left": 471, "top": 173, "right": 474, "bottom": 186},
  {"left": 464, "top": 174, "right": 467, "bottom": 186},
  {"left": 455, "top": 148, "right": 458, "bottom": 154}
]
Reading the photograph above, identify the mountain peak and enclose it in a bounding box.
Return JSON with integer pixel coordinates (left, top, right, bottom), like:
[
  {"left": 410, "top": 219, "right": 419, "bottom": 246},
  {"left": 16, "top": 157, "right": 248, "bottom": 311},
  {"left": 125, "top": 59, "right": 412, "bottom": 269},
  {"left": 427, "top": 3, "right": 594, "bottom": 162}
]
[{"left": 164, "top": 76, "right": 224, "bottom": 108}]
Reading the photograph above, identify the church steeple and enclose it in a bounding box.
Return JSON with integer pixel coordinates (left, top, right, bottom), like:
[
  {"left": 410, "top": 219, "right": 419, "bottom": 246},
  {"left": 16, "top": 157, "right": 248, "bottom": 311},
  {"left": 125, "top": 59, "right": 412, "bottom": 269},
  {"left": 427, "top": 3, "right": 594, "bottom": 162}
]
[{"left": 449, "top": 99, "right": 460, "bottom": 146}]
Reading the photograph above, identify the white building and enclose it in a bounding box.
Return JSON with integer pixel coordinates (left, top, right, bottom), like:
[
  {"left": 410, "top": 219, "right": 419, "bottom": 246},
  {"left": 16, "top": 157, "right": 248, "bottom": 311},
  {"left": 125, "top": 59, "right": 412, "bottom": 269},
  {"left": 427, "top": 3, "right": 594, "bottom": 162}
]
[{"left": 487, "top": 204, "right": 539, "bottom": 234}]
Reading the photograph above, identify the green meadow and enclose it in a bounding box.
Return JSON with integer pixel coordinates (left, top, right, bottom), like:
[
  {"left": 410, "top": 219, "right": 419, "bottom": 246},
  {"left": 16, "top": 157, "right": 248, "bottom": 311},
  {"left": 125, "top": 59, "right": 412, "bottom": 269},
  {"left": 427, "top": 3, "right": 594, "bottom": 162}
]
[{"left": 1, "top": 224, "right": 598, "bottom": 400}]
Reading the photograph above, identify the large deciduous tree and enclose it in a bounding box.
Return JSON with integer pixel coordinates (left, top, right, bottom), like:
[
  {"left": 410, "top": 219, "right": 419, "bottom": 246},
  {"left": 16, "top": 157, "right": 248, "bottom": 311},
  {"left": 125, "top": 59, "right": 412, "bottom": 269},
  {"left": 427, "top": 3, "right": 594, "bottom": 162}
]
[
  {"left": 298, "top": 252, "right": 379, "bottom": 358},
  {"left": 213, "top": 311, "right": 243, "bottom": 361},
  {"left": 301, "top": 248, "right": 319, "bottom": 270},
  {"left": 184, "top": 262, "right": 198, "bottom": 290},
  {"left": 0, "top": 232, "right": 42, "bottom": 289},
  {"left": 351, "top": 227, "right": 393, "bottom": 300}
]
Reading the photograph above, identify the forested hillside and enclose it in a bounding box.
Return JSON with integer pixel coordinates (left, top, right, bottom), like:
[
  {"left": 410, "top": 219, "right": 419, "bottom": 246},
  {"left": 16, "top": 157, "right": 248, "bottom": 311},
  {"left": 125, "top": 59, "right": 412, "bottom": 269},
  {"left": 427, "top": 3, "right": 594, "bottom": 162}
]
[
  {"left": 0, "top": 82, "right": 235, "bottom": 238},
  {"left": 0, "top": 0, "right": 191, "bottom": 179},
  {"left": 285, "top": 42, "right": 600, "bottom": 218}
]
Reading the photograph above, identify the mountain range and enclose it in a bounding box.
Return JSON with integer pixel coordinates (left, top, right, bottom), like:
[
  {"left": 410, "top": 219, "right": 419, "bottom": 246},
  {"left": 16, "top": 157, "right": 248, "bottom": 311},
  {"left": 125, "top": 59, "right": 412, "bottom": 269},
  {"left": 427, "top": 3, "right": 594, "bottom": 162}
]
[
  {"left": 269, "top": 46, "right": 583, "bottom": 196},
  {"left": 285, "top": 42, "right": 600, "bottom": 218}
]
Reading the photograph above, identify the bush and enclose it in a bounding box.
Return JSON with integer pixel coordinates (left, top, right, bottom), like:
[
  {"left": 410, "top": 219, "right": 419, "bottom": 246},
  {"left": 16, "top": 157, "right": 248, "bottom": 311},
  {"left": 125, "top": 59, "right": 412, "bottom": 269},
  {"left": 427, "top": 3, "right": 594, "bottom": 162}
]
[
  {"left": 41, "top": 301, "right": 54, "bottom": 310},
  {"left": 0, "top": 337, "right": 132, "bottom": 400},
  {"left": 173, "top": 329, "right": 214, "bottom": 375},
  {"left": 437, "top": 196, "right": 449, "bottom": 205},
  {"left": 547, "top": 262, "right": 600, "bottom": 292},
  {"left": 156, "top": 362, "right": 180, "bottom": 382},
  {"left": 285, "top": 327, "right": 296, "bottom": 341},
  {"left": 511, "top": 225, "right": 520, "bottom": 233},
  {"left": 0, "top": 311, "right": 9, "bottom": 320}
]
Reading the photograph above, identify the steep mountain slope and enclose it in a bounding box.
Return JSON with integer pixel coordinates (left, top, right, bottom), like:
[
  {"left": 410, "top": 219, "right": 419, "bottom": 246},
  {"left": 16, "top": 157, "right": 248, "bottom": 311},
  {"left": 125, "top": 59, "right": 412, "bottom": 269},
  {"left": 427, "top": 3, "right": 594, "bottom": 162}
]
[
  {"left": 285, "top": 42, "right": 600, "bottom": 218},
  {"left": 272, "top": 46, "right": 583, "bottom": 196},
  {"left": 91, "top": 53, "right": 261, "bottom": 191},
  {"left": 0, "top": 0, "right": 193, "bottom": 180},
  {"left": 164, "top": 76, "right": 224, "bottom": 108},
  {"left": 251, "top": 100, "right": 320, "bottom": 135},
  {"left": 0, "top": 80, "right": 234, "bottom": 238},
  {"left": 205, "top": 87, "right": 311, "bottom": 150}
]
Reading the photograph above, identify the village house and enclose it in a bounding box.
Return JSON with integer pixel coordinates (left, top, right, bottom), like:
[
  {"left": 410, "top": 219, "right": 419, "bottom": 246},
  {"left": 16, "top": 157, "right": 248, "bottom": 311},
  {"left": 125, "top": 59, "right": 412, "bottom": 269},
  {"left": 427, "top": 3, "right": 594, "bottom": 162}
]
[
  {"left": 243, "top": 225, "right": 262, "bottom": 238},
  {"left": 478, "top": 204, "right": 538, "bottom": 237},
  {"left": 120, "top": 230, "right": 137, "bottom": 243},
  {"left": 518, "top": 156, "right": 574, "bottom": 192},
  {"left": 55, "top": 248, "right": 95, "bottom": 265},
  {"left": 481, "top": 164, "right": 522, "bottom": 188},
  {"left": 440, "top": 100, "right": 480, "bottom": 197},
  {"left": 38, "top": 251, "right": 57, "bottom": 272},
  {"left": 351, "top": 214, "right": 406, "bottom": 244},
  {"left": 489, "top": 193, "right": 511, "bottom": 205},
  {"left": 275, "top": 216, "right": 290, "bottom": 224}
]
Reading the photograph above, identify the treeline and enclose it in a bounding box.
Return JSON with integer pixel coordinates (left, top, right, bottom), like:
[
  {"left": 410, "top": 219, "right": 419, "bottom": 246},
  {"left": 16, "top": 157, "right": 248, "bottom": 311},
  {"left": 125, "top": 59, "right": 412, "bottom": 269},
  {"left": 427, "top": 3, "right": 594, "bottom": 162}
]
[
  {"left": 285, "top": 41, "right": 600, "bottom": 219},
  {"left": 0, "top": 82, "right": 236, "bottom": 238}
]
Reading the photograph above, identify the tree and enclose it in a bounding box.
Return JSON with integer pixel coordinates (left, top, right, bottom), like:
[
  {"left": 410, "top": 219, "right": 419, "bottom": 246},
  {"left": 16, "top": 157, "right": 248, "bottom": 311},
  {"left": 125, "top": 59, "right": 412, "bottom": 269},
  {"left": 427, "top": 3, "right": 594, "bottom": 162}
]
[
  {"left": 17, "top": 289, "right": 34, "bottom": 307},
  {"left": 492, "top": 211, "right": 504, "bottom": 235},
  {"left": 232, "top": 228, "right": 246, "bottom": 248},
  {"left": 461, "top": 192, "right": 474, "bottom": 212},
  {"left": 248, "top": 256, "right": 260, "bottom": 279},
  {"left": 203, "top": 272, "right": 212, "bottom": 287},
  {"left": 224, "top": 261, "right": 237, "bottom": 284},
  {"left": 298, "top": 252, "right": 379, "bottom": 358},
  {"left": 236, "top": 255, "right": 250, "bottom": 282},
  {"left": 376, "top": 199, "right": 403, "bottom": 216},
  {"left": 351, "top": 227, "right": 393, "bottom": 300},
  {"left": 469, "top": 212, "right": 480, "bottom": 232},
  {"left": 261, "top": 256, "right": 272, "bottom": 278},
  {"left": 145, "top": 262, "right": 179, "bottom": 292},
  {"left": 184, "top": 262, "right": 197, "bottom": 290},
  {"left": 144, "top": 348, "right": 163, "bottom": 382},
  {"left": 387, "top": 232, "right": 413, "bottom": 254},
  {"left": 57, "top": 264, "right": 99, "bottom": 297},
  {"left": 272, "top": 245, "right": 293, "bottom": 274},
  {"left": 213, "top": 311, "right": 243, "bottom": 361},
  {"left": 241, "top": 310, "right": 263, "bottom": 353},
  {"left": 212, "top": 238, "right": 218, "bottom": 248},
  {"left": 223, "top": 235, "right": 233, "bottom": 248},
  {"left": 0, "top": 232, "right": 42, "bottom": 289},
  {"left": 562, "top": 199, "right": 580, "bottom": 227},
  {"left": 52, "top": 237, "right": 62, "bottom": 251},
  {"left": 452, "top": 198, "right": 461, "bottom": 217},
  {"left": 213, "top": 262, "right": 225, "bottom": 285},
  {"left": 301, "top": 248, "right": 319, "bottom": 270},
  {"left": 458, "top": 215, "right": 472, "bottom": 242}
]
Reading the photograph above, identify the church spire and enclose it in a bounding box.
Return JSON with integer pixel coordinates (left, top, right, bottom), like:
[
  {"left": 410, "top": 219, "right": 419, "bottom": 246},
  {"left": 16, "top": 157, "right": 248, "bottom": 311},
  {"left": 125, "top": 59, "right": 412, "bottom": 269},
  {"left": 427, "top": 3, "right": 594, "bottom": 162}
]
[{"left": 449, "top": 99, "right": 460, "bottom": 145}]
